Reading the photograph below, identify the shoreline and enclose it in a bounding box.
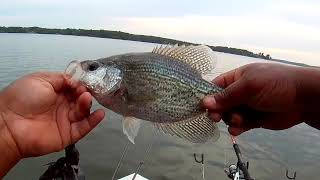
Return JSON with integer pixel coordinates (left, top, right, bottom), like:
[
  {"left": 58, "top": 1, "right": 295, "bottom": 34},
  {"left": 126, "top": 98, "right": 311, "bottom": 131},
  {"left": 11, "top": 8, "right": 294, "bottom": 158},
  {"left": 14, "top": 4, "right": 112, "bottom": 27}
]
[
  {"left": 0, "top": 27, "right": 312, "bottom": 67},
  {"left": 0, "top": 26, "right": 271, "bottom": 59}
]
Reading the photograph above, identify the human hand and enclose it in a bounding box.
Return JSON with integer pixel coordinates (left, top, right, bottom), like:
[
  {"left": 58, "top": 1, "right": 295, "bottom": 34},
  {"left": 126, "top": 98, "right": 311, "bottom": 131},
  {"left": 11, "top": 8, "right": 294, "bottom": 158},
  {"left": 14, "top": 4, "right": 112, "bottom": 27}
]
[
  {"left": 0, "top": 72, "right": 105, "bottom": 158},
  {"left": 203, "top": 63, "right": 306, "bottom": 136}
]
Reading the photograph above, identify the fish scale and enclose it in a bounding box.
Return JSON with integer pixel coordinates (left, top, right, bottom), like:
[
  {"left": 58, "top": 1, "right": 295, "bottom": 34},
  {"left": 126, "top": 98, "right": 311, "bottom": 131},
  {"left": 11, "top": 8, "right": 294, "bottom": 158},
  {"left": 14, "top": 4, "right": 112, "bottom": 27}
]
[
  {"left": 122, "top": 68, "right": 208, "bottom": 122},
  {"left": 66, "top": 44, "right": 222, "bottom": 143}
]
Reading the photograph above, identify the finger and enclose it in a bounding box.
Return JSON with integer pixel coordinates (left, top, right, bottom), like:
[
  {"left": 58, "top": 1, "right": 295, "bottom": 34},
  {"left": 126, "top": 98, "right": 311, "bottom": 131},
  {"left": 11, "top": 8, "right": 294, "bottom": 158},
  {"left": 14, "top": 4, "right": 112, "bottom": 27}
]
[
  {"left": 204, "top": 79, "right": 249, "bottom": 111},
  {"left": 230, "top": 113, "right": 243, "bottom": 127},
  {"left": 30, "top": 72, "right": 65, "bottom": 91},
  {"left": 212, "top": 67, "right": 244, "bottom": 88},
  {"left": 212, "top": 69, "right": 237, "bottom": 88},
  {"left": 74, "top": 85, "right": 88, "bottom": 98},
  {"left": 208, "top": 111, "right": 222, "bottom": 122},
  {"left": 233, "top": 112, "right": 301, "bottom": 130},
  {"left": 202, "top": 95, "right": 217, "bottom": 109},
  {"left": 63, "top": 75, "right": 81, "bottom": 90},
  {"left": 223, "top": 111, "right": 262, "bottom": 129},
  {"left": 63, "top": 77, "right": 88, "bottom": 101},
  {"left": 228, "top": 127, "right": 251, "bottom": 136},
  {"left": 71, "top": 109, "right": 105, "bottom": 143},
  {"left": 221, "top": 112, "right": 243, "bottom": 127},
  {"left": 69, "top": 92, "right": 92, "bottom": 122},
  {"left": 228, "top": 113, "right": 300, "bottom": 136},
  {"left": 260, "top": 112, "right": 302, "bottom": 130}
]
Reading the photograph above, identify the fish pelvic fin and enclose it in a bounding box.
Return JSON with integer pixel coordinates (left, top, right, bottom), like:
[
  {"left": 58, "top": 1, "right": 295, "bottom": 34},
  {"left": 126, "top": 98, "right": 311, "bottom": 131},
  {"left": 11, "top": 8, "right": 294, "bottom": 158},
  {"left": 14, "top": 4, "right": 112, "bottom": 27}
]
[
  {"left": 152, "top": 44, "right": 217, "bottom": 75},
  {"left": 153, "top": 113, "right": 220, "bottom": 144},
  {"left": 122, "top": 116, "right": 142, "bottom": 144}
]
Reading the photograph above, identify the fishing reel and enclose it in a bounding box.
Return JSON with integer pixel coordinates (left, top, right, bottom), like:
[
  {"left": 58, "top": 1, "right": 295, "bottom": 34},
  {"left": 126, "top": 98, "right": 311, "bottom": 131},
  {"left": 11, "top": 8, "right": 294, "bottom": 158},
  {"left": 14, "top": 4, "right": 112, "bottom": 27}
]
[
  {"left": 39, "top": 144, "right": 85, "bottom": 180},
  {"left": 224, "top": 162, "right": 250, "bottom": 180},
  {"left": 225, "top": 136, "right": 254, "bottom": 180}
]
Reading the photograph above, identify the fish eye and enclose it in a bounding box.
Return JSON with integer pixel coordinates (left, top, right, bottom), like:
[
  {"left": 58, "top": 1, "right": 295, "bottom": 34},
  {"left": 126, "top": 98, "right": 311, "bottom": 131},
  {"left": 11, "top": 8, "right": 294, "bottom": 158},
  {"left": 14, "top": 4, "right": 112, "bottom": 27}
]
[{"left": 88, "top": 62, "right": 100, "bottom": 71}]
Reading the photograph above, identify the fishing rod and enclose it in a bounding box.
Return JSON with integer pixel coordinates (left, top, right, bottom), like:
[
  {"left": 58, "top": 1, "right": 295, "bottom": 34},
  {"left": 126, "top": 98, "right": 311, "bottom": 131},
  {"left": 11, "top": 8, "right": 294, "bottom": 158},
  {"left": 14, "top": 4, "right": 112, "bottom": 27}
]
[
  {"left": 112, "top": 126, "right": 157, "bottom": 180},
  {"left": 193, "top": 135, "right": 252, "bottom": 180},
  {"left": 193, "top": 134, "right": 298, "bottom": 180},
  {"left": 224, "top": 135, "right": 253, "bottom": 180}
]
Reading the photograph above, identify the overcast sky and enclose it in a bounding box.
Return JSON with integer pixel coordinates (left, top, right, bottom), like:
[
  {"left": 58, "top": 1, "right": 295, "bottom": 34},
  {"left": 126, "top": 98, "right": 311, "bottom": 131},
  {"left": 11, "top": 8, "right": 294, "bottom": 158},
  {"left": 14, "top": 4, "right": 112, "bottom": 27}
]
[{"left": 1, "top": 0, "right": 319, "bottom": 65}]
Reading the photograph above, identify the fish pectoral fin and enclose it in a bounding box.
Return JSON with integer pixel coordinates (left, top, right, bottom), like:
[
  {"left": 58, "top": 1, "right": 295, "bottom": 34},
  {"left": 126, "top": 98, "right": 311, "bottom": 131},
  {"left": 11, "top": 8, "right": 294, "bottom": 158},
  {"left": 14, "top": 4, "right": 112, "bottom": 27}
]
[
  {"left": 122, "top": 116, "right": 142, "bottom": 144},
  {"left": 153, "top": 113, "right": 220, "bottom": 144},
  {"left": 152, "top": 44, "right": 217, "bottom": 75}
]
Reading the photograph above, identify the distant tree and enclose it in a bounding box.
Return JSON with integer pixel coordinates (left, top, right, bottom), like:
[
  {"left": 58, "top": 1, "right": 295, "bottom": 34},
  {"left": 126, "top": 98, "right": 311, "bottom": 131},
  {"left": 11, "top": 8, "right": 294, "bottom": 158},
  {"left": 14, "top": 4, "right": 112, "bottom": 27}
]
[
  {"left": 0, "top": 26, "right": 272, "bottom": 60},
  {"left": 265, "top": 54, "right": 271, "bottom": 59}
]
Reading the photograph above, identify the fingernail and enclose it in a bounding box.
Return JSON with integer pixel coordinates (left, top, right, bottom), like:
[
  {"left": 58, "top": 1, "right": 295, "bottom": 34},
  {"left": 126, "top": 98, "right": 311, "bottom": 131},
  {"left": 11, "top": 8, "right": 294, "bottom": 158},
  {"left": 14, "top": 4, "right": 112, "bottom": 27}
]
[
  {"left": 211, "top": 113, "right": 221, "bottom": 122},
  {"left": 203, "top": 96, "right": 216, "bottom": 109}
]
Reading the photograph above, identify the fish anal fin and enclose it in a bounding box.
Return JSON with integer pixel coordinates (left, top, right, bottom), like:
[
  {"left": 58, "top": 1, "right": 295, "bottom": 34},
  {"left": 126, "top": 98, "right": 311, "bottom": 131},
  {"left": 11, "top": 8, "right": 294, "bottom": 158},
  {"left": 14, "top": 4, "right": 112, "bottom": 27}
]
[
  {"left": 154, "top": 113, "right": 220, "bottom": 143},
  {"left": 122, "top": 116, "right": 141, "bottom": 144}
]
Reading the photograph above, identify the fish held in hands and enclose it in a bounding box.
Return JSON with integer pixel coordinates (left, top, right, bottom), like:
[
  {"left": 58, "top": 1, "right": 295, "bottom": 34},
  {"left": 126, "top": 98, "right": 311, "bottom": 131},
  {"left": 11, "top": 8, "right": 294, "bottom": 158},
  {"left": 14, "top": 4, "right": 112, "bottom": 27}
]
[{"left": 65, "top": 44, "right": 222, "bottom": 144}]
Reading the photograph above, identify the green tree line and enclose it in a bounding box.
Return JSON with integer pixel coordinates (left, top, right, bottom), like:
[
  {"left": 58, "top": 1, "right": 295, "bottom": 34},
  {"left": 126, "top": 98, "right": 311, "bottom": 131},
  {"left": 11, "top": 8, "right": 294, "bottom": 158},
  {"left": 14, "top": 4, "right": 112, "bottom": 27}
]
[{"left": 0, "top": 26, "right": 272, "bottom": 59}]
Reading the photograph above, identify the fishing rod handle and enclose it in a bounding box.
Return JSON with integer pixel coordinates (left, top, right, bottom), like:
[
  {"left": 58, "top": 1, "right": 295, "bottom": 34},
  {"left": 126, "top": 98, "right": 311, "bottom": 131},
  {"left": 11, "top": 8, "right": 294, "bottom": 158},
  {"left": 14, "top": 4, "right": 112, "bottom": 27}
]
[
  {"left": 233, "top": 144, "right": 253, "bottom": 180},
  {"left": 240, "top": 163, "right": 253, "bottom": 180}
]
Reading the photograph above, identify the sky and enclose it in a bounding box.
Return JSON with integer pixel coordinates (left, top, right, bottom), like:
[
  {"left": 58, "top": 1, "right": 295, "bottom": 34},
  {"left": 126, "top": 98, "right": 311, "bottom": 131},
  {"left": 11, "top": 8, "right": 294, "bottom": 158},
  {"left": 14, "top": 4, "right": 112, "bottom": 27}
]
[{"left": 1, "top": 0, "right": 319, "bottom": 66}]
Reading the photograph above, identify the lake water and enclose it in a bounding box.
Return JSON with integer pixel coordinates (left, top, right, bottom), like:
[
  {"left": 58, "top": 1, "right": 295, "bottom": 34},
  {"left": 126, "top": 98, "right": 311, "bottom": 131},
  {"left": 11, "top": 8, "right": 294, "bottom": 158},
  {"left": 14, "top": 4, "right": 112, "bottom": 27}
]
[{"left": 1, "top": 33, "right": 319, "bottom": 180}]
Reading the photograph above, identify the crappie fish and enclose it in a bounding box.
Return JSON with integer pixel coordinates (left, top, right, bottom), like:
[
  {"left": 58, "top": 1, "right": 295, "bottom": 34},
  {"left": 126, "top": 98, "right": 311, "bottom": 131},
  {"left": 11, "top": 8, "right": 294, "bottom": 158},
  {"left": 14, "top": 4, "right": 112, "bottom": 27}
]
[{"left": 65, "top": 45, "right": 223, "bottom": 143}]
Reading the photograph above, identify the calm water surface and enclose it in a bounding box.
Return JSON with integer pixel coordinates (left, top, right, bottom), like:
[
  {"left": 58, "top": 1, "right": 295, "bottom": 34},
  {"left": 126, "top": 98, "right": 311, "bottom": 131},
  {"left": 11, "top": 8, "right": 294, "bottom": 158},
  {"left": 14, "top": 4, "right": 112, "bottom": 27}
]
[{"left": 1, "top": 33, "right": 319, "bottom": 180}]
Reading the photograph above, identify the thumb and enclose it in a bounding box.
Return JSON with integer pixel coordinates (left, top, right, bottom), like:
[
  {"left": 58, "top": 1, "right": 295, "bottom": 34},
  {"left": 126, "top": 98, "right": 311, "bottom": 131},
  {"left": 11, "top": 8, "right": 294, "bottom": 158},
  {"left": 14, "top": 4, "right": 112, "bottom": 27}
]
[
  {"left": 203, "top": 79, "right": 249, "bottom": 112},
  {"left": 29, "top": 72, "right": 66, "bottom": 91}
]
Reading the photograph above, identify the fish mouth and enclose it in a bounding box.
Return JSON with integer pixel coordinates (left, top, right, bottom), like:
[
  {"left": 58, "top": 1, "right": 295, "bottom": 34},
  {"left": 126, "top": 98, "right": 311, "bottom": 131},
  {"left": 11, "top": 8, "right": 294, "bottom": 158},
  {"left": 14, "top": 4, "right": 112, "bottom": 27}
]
[{"left": 65, "top": 60, "right": 85, "bottom": 81}]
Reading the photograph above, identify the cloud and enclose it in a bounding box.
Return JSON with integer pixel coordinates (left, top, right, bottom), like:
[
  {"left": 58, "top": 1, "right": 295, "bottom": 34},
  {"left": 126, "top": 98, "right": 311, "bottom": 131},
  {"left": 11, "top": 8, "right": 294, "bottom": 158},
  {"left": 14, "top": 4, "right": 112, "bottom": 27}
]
[
  {"left": 0, "top": 0, "right": 319, "bottom": 65},
  {"left": 278, "top": 1, "right": 320, "bottom": 17},
  {"left": 102, "top": 15, "right": 319, "bottom": 43},
  {"left": 98, "top": 15, "right": 320, "bottom": 65}
]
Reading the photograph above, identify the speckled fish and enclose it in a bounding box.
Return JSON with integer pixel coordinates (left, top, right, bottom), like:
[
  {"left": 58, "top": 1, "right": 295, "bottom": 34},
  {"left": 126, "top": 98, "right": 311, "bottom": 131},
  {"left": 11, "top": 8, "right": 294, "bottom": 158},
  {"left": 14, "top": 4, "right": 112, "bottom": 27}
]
[{"left": 65, "top": 45, "right": 222, "bottom": 144}]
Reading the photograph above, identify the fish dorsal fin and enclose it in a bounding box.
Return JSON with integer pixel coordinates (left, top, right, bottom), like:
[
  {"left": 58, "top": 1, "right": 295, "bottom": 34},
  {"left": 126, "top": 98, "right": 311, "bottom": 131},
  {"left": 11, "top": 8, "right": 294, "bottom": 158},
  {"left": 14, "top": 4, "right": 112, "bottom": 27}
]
[
  {"left": 153, "top": 113, "right": 220, "bottom": 143},
  {"left": 152, "top": 44, "right": 217, "bottom": 75}
]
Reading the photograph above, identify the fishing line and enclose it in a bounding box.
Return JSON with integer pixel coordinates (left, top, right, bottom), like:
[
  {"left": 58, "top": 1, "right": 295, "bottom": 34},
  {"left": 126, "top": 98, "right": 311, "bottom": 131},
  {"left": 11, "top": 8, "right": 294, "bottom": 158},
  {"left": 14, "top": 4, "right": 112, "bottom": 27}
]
[
  {"left": 132, "top": 126, "right": 158, "bottom": 180},
  {"left": 223, "top": 131, "right": 231, "bottom": 169},
  {"left": 111, "top": 140, "right": 131, "bottom": 180}
]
